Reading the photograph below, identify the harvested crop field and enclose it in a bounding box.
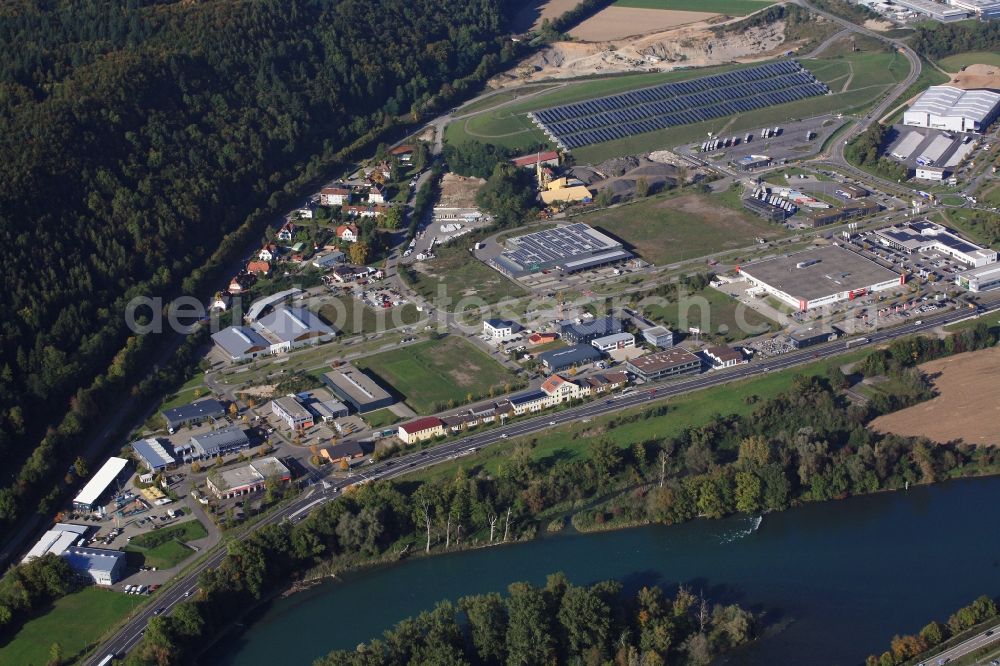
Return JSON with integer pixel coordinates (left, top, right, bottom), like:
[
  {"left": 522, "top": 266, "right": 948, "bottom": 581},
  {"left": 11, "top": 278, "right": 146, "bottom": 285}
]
[
  {"left": 570, "top": 6, "right": 717, "bottom": 41},
  {"left": 512, "top": 0, "right": 581, "bottom": 32},
  {"left": 869, "top": 346, "right": 1000, "bottom": 446}
]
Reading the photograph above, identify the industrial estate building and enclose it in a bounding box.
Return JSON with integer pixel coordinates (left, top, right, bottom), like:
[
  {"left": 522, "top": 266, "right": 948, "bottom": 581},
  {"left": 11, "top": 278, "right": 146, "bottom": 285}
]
[
  {"left": 903, "top": 86, "right": 1000, "bottom": 134},
  {"left": 739, "top": 245, "right": 903, "bottom": 311},
  {"left": 490, "top": 224, "right": 633, "bottom": 278},
  {"left": 162, "top": 398, "right": 225, "bottom": 431},
  {"left": 625, "top": 348, "right": 701, "bottom": 381},
  {"left": 704, "top": 346, "right": 746, "bottom": 368},
  {"left": 948, "top": 0, "right": 1000, "bottom": 18},
  {"left": 131, "top": 438, "right": 176, "bottom": 472},
  {"left": 211, "top": 326, "right": 271, "bottom": 362},
  {"left": 642, "top": 325, "right": 675, "bottom": 348},
  {"left": 321, "top": 366, "right": 395, "bottom": 413},
  {"left": 62, "top": 547, "right": 126, "bottom": 585},
  {"left": 956, "top": 263, "right": 1000, "bottom": 293},
  {"left": 22, "top": 523, "right": 88, "bottom": 563},
  {"left": 180, "top": 426, "right": 251, "bottom": 461},
  {"left": 213, "top": 305, "right": 336, "bottom": 360},
  {"left": 73, "top": 457, "right": 131, "bottom": 512},
  {"left": 483, "top": 319, "right": 522, "bottom": 340},
  {"left": 559, "top": 316, "right": 623, "bottom": 344},
  {"left": 537, "top": 344, "right": 604, "bottom": 372},
  {"left": 591, "top": 332, "right": 635, "bottom": 352},
  {"left": 875, "top": 221, "right": 997, "bottom": 267},
  {"left": 271, "top": 395, "right": 315, "bottom": 430},
  {"left": 206, "top": 457, "right": 291, "bottom": 499}
]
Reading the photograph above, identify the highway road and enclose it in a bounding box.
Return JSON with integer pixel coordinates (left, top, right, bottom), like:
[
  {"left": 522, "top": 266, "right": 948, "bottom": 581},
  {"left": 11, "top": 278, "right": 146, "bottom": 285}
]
[
  {"left": 917, "top": 626, "right": 1000, "bottom": 665},
  {"left": 89, "top": 297, "right": 1000, "bottom": 664}
]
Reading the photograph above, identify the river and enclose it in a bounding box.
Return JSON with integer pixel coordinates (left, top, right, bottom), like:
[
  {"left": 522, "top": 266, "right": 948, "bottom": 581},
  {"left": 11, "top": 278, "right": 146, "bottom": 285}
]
[{"left": 215, "top": 476, "right": 1000, "bottom": 665}]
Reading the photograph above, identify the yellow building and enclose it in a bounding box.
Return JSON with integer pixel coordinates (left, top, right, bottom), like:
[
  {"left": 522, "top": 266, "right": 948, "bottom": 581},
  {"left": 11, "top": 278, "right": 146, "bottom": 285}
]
[{"left": 397, "top": 417, "right": 445, "bottom": 444}]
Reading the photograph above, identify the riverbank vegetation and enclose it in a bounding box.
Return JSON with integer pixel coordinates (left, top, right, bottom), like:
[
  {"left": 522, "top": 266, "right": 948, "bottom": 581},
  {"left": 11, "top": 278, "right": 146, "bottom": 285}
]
[
  {"left": 866, "top": 595, "right": 998, "bottom": 666},
  {"left": 314, "top": 573, "right": 757, "bottom": 665}
]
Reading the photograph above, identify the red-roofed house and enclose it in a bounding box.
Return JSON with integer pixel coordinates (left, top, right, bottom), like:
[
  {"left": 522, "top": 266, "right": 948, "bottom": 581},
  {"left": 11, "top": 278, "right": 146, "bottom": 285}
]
[
  {"left": 540, "top": 374, "right": 587, "bottom": 403},
  {"left": 320, "top": 185, "right": 352, "bottom": 206},
  {"left": 510, "top": 151, "right": 559, "bottom": 169},
  {"left": 397, "top": 417, "right": 445, "bottom": 444},
  {"left": 247, "top": 261, "right": 271, "bottom": 276},
  {"left": 528, "top": 332, "right": 558, "bottom": 346},
  {"left": 228, "top": 273, "right": 255, "bottom": 295},
  {"left": 336, "top": 224, "right": 359, "bottom": 243}
]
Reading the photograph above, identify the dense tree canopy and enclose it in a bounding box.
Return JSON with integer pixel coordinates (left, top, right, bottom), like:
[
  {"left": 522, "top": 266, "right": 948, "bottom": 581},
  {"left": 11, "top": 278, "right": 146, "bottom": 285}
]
[{"left": 0, "top": 0, "right": 524, "bottom": 526}]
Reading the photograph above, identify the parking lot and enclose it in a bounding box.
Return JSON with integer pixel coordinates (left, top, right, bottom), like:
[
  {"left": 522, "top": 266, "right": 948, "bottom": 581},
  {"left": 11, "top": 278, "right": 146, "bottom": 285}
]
[{"left": 681, "top": 115, "right": 846, "bottom": 166}]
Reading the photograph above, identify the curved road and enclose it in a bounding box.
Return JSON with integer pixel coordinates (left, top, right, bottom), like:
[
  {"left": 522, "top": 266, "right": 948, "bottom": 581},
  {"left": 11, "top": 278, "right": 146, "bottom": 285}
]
[{"left": 89, "top": 296, "right": 1000, "bottom": 664}]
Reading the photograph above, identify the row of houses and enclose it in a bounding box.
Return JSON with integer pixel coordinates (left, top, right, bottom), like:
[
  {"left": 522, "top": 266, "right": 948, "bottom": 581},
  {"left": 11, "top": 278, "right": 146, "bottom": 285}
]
[{"left": 397, "top": 371, "right": 628, "bottom": 444}]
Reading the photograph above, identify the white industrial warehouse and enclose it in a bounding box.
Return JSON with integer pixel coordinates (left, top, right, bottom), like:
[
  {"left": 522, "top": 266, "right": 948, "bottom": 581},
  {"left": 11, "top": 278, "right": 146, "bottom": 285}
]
[{"left": 903, "top": 86, "right": 1000, "bottom": 134}]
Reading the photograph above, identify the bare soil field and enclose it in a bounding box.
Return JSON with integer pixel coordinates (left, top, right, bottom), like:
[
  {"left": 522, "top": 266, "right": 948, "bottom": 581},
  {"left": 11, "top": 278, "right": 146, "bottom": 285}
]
[
  {"left": 945, "top": 64, "right": 1000, "bottom": 92},
  {"left": 438, "top": 173, "right": 485, "bottom": 208},
  {"left": 512, "top": 0, "right": 581, "bottom": 32},
  {"left": 870, "top": 346, "right": 1000, "bottom": 446},
  {"left": 569, "top": 6, "right": 718, "bottom": 41},
  {"left": 498, "top": 16, "right": 794, "bottom": 84}
]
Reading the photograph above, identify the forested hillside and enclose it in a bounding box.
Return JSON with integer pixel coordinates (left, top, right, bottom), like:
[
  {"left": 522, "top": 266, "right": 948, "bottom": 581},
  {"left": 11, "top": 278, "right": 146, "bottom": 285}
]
[{"left": 0, "top": 0, "right": 523, "bottom": 524}]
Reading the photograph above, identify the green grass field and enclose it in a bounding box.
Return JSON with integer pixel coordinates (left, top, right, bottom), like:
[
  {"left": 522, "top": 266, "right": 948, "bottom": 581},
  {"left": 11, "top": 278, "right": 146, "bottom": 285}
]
[
  {"left": 355, "top": 336, "right": 520, "bottom": 414},
  {"left": 160, "top": 373, "right": 208, "bottom": 411},
  {"left": 363, "top": 408, "right": 402, "bottom": 429},
  {"left": 937, "top": 51, "right": 1000, "bottom": 71},
  {"left": 124, "top": 519, "right": 208, "bottom": 569},
  {"left": 445, "top": 51, "right": 908, "bottom": 163},
  {"left": 615, "top": 0, "right": 774, "bottom": 14},
  {"left": 318, "top": 296, "right": 425, "bottom": 337},
  {"left": 407, "top": 238, "right": 527, "bottom": 307},
  {"left": 639, "top": 286, "right": 778, "bottom": 342},
  {"left": 0, "top": 587, "right": 145, "bottom": 665},
  {"left": 574, "top": 191, "right": 787, "bottom": 265},
  {"left": 405, "top": 349, "right": 868, "bottom": 484}
]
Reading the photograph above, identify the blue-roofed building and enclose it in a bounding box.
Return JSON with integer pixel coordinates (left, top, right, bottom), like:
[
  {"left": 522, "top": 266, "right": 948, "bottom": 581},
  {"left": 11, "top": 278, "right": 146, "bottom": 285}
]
[
  {"left": 131, "top": 438, "right": 176, "bottom": 472},
  {"left": 182, "top": 426, "right": 251, "bottom": 461},
  {"left": 62, "top": 547, "right": 125, "bottom": 585},
  {"left": 483, "top": 318, "right": 522, "bottom": 340},
  {"left": 559, "top": 316, "right": 622, "bottom": 344},
  {"left": 537, "top": 344, "right": 604, "bottom": 372},
  {"left": 162, "top": 398, "right": 225, "bottom": 431}
]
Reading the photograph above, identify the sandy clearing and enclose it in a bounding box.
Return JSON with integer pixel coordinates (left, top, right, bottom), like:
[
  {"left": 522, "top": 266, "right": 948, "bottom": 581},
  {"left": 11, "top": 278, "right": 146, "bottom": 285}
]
[
  {"left": 438, "top": 173, "right": 485, "bottom": 208},
  {"left": 869, "top": 346, "right": 1000, "bottom": 446},
  {"left": 862, "top": 18, "right": 895, "bottom": 31},
  {"left": 569, "top": 6, "right": 718, "bottom": 41},
  {"left": 944, "top": 64, "right": 1000, "bottom": 92},
  {"left": 512, "top": 0, "right": 581, "bottom": 32}
]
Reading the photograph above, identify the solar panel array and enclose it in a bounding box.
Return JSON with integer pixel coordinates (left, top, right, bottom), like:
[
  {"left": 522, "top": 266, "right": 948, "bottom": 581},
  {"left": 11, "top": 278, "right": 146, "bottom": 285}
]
[{"left": 529, "top": 61, "right": 828, "bottom": 150}]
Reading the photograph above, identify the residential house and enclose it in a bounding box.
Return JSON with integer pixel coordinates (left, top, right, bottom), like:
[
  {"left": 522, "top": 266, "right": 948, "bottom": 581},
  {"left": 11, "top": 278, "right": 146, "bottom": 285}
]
[
  {"left": 259, "top": 243, "right": 278, "bottom": 262},
  {"left": 228, "top": 273, "right": 255, "bottom": 295},
  {"left": 320, "top": 185, "right": 352, "bottom": 206},
  {"left": 337, "top": 224, "right": 359, "bottom": 243},
  {"left": 210, "top": 292, "right": 231, "bottom": 312},
  {"left": 343, "top": 204, "right": 387, "bottom": 219},
  {"left": 540, "top": 374, "right": 588, "bottom": 403},
  {"left": 247, "top": 261, "right": 270, "bottom": 276},
  {"left": 277, "top": 221, "right": 297, "bottom": 242},
  {"left": 294, "top": 207, "right": 314, "bottom": 219},
  {"left": 368, "top": 184, "right": 386, "bottom": 204},
  {"left": 583, "top": 371, "right": 628, "bottom": 394},
  {"left": 321, "top": 440, "right": 365, "bottom": 466},
  {"left": 398, "top": 417, "right": 445, "bottom": 444},
  {"left": 389, "top": 145, "right": 415, "bottom": 163}
]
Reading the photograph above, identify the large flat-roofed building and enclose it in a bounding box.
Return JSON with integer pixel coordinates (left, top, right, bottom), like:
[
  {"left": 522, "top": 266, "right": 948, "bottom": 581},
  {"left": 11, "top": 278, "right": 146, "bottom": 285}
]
[
  {"left": 22, "top": 523, "right": 89, "bottom": 563},
  {"left": 875, "top": 221, "right": 996, "bottom": 267},
  {"left": 804, "top": 200, "right": 880, "bottom": 228},
  {"left": 131, "top": 438, "right": 176, "bottom": 472},
  {"left": 903, "top": 86, "right": 1000, "bottom": 133},
  {"left": 948, "top": 0, "right": 1000, "bottom": 18},
  {"left": 537, "top": 344, "right": 604, "bottom": 372},
  {"left": 490, "top": 223, "right": 633, "bottom": 278},
  {"left": 271, "top": 395, "right": 314, "bottom": 430},
  {"left": 162, "top": 398, "right": 225, "bottom": 431},
  {"left": 591, "top": 332, "right": 635, "bottom": 352},
  {"left": 892, "top": 0, "right": 970, "bottom": 20},
  {"left": 62, "top": 547, "right": 126, "bottom": 585},
  {"left": 625, "top": 348, "right": 701, "bottom": 381},
  {"left": 245, "top": 288, "right": 303, "bottom": 322},
  {"left": 186, "top": 427, "right": 250, "bottom": 460},
  {"left": 211, "top": 326, "right": 271, "bottom": 362},
  {"left": 956, "top": 263, "right": 1000, "bottom": 293},
  {"left": 206, "top": 456, "right": 290, "bottom": 499},
  {"left": 252, "top": 307, "right": 336, "bottom": 353},
  {"left": 73, "top": 457, "right": 131, "bottom": 512},
  {"left": 739, "top": 245, "right": 903, "bottom": 311},
  {"left": 788, "top": 326, "right": 839, "bottom": 349},
  {"left": 321, "top": 366, "right": 395, "bottom": 413}
]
